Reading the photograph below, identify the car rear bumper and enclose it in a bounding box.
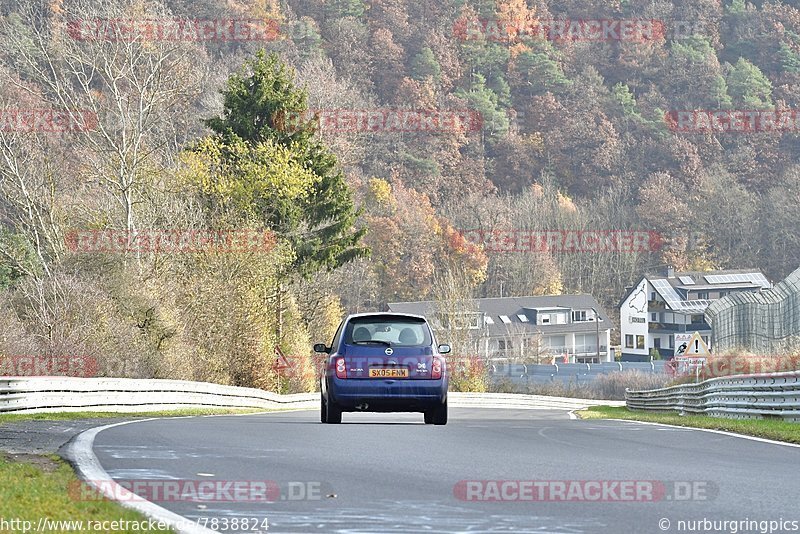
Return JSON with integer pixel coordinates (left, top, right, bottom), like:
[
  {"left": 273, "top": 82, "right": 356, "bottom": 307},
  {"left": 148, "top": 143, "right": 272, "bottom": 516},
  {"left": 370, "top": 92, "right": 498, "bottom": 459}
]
[{"left": 325, "top": 377, "right": 447, "bottom": 412}]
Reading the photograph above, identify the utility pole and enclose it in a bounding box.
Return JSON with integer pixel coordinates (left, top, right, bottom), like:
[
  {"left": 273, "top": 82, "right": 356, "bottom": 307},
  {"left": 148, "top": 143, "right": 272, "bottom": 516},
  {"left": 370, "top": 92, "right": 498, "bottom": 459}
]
[{"left": 591, "top": 307, "right": 600, "bottom": 363}]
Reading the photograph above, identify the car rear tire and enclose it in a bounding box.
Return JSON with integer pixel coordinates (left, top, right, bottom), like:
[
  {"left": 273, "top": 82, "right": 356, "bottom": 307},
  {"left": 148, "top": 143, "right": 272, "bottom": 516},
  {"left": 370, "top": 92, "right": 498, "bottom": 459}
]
[
  {"left": 324, "top": 396, "right": 342, "bottom": 424},
  {"left": 425, "top": 401, "right": 447, "bottom": 425},
  {"left": 320, "top": 394, "right": 328, "bottom": 423}
]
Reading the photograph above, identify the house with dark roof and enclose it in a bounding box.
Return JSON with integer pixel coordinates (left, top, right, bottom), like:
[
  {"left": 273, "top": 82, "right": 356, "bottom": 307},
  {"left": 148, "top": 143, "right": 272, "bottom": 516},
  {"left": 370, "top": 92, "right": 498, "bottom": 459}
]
[
  {"left": 388, "top": 295, "right": 611, "bottom": 363},
  {"left": 619, "top": 267, "right": 772, "bottom": 361}
]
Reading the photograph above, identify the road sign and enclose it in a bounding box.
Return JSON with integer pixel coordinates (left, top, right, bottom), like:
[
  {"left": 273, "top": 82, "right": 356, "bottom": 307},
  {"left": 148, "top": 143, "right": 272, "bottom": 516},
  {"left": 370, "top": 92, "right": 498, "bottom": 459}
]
[
  {"left": 682, "top": 332, "right": 711, "bottom": 358},
  {"left": 273, "top": 346, "right": 293, "bottom": 376}
]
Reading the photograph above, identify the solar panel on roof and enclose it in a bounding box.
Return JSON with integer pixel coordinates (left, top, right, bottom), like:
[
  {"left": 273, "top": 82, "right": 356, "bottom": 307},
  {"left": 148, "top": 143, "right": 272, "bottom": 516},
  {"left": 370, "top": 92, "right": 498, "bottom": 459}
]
[
  {"left": 679, "top": 276, "right": 695, "bottom": 285},
  {"left": 651, "top": 280, "right": 683, "bottom": 307},
  {"left": 651, "top": 279, "right": 714, "bottom": 312},
  {"left": 751, "top": 273, "right": 771, "bottom": 288},
  {"left": 706, "top": 273, "right": 770, "bottom": 287}
]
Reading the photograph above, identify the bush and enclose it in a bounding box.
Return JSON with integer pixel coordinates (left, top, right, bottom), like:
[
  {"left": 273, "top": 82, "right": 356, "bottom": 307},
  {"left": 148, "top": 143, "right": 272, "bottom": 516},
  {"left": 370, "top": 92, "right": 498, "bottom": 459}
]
[
  {"left": 488, "top": 370, "right": 671, "bottom": 400},
  {"left": 447, "top": 355, "right": 488, "bottom": 392}
]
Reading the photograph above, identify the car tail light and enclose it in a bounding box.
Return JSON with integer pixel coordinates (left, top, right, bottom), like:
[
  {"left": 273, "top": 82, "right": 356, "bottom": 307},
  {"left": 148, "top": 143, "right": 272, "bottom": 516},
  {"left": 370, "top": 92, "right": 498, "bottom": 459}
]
[
  {"left": 431, "top": 357, "right": 443, "bottom": 380},
  {"left": 335, "top": 357, "right": 347, "bottom": 379}
]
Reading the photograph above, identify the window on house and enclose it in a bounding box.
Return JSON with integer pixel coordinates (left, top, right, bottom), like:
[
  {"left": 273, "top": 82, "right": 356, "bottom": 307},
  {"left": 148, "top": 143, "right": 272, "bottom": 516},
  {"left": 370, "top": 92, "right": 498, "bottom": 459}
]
[
  {"left": 691, "top": 315, "right": 704, "bottom": 324},
  {"left": 636, "top": 335, "right": 645, "bottom": 349},
  {"left": 499, "top": 315, "right": 511, "bottom": 324},
  {"left": 517, "top": 314, "right": 529, "bottom": 323},
  {"left": 498, "top": 339, "right": 513, "bottom": 350},
  {"left": 540, "top": 315, "right": 551, "bottom": 325},
  {"left": 572, "top": 310, "right": 587, "bottom": 322},
  {"left": 575, "top": 334, "right": 597, "bottom": 353},
  {"left": 485, "top": 316, "right": 495, "bottom": 325},
  {"left": 544, "top": 335, "right": 566, "bottom": 351},
  {"left": 651, "top": 312, "right": 658, "bottom": 322},
  {"left": 625, "top": 335, "right": 634, "bottom": 348},
  {"left": 698, "top": 291, "right": 709, "bottom": 299}
]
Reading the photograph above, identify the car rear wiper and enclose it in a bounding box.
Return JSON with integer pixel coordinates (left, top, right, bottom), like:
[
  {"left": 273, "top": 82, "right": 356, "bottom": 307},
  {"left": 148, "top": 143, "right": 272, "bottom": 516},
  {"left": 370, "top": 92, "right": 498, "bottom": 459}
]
[{"left": 352, "top": 340, "right": 392, "bottom": 347}]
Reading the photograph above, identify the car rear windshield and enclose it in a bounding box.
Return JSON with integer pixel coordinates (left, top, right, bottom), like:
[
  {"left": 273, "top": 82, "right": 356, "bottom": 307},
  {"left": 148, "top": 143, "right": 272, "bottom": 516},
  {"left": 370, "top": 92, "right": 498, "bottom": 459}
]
[{"left": 344, "top": 316, "right": 432, "bottom": 347}]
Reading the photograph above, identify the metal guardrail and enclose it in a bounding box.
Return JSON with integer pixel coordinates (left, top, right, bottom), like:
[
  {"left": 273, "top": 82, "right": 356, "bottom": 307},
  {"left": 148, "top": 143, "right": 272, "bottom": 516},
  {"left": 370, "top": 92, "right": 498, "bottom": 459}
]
[
  {"left": 0, "top": 377, "right": 317, "bottom": 413},
  {"left": 0, "top": 377, "right": 624, "bottom": 414},
  {"left": 625, "top": 371, "right": 800, "bottom": 422}
]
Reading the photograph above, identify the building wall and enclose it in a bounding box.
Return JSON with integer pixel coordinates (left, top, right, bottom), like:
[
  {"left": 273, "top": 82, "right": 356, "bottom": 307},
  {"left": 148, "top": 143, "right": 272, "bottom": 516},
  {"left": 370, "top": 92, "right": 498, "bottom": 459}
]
[{"left": 620, "top": 278, "right": 650, "bottom": 360}]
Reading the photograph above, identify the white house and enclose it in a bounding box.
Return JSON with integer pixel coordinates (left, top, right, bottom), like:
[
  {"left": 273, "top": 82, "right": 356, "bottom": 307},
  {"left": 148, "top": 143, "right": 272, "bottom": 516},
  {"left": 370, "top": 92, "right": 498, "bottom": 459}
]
[{"left": 619, "top": 267, "right": 771, "bottom": 361}]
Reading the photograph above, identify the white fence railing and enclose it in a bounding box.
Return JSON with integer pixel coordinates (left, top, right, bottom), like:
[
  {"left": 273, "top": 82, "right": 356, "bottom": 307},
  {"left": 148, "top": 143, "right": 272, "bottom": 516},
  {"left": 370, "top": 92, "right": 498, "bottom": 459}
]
[
  {"left": 0, "top": 377, "right": 318, "bottom": 413},
  {"left": 0, "top": 377, "right": 623, "bottom": 414},
  {"left": 626, "top": 371, "right": 800, "bottom": 421}
]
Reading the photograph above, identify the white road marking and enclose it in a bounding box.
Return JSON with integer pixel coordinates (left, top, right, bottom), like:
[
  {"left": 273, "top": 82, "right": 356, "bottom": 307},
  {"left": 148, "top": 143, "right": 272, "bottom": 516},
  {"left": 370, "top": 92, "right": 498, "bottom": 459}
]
[
  {"left": 63, "top": 410, "right": 307, "bottom": 534},
  {"left": 604, "top": 418, "right": 800, "bottom": 449}
]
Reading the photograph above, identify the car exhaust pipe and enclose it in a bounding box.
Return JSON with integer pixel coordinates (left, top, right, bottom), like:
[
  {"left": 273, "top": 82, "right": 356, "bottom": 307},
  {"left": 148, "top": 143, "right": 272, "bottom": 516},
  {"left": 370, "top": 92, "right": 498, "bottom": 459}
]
[{"left": 355, "top": 403, "right": 369, "bottom": 411}]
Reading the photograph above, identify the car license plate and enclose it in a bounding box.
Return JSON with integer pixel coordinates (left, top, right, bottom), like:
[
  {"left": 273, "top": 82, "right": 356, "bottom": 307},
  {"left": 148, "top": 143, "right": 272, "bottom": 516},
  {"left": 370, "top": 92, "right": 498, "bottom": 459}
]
[{"left": 369, "top": 368, "right": 409, "bottom": 378}]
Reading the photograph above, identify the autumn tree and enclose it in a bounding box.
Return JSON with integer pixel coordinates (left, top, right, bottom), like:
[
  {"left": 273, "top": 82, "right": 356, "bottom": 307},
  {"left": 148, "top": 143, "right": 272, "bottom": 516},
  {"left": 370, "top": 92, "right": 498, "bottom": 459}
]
[{"left": 204, "top": 51, "right": 368, "bottom": 277}]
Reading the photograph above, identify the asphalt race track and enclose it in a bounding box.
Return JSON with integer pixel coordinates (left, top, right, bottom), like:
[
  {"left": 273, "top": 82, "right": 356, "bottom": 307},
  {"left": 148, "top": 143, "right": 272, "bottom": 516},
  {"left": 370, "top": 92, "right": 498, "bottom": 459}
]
[{"left": 91, "top": 408, "right": 800, "bottom": 533}]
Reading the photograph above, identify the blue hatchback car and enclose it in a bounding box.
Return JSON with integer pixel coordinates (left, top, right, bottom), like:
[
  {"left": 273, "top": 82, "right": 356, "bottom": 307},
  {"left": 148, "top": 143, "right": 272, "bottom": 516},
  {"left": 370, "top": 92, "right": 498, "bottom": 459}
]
[{"left": 316, "top": 313, "right": 450, "bottom": 425}]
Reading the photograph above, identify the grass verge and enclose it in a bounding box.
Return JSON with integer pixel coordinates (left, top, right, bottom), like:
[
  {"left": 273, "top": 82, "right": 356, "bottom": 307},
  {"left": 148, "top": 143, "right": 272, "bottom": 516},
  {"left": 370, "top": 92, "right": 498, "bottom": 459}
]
[
  {"left": 577, "top": 405, "right": 800, "bottom": 445},
  {"left": 0, "top": 407, "right": 273, "bottom": 424},
  {"left": 0, "top": 454, "right": 175, "bottom": 533}
]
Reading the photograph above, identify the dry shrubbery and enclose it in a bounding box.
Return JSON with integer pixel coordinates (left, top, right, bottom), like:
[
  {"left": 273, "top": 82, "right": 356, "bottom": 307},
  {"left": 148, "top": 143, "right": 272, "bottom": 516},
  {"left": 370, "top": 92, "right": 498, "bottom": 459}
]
[
  {"left": 447, "top": 355, "right": 488, "bottom": 392},
  {"left": 490, "top": 370, "right": 672, "bottom": 400},
  {"left": 0, "top": 247, "right": 323, "bottom": 393}
]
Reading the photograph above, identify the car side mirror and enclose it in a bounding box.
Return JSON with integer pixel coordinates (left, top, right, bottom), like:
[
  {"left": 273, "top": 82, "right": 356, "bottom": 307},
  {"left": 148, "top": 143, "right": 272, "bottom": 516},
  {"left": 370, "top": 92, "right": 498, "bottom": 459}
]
[
  {"left": 313, "top": 343, "right": 330, "bottom": 354},
  {"left": 438, "top": 344, "right": 451, "bottom": 354}
]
